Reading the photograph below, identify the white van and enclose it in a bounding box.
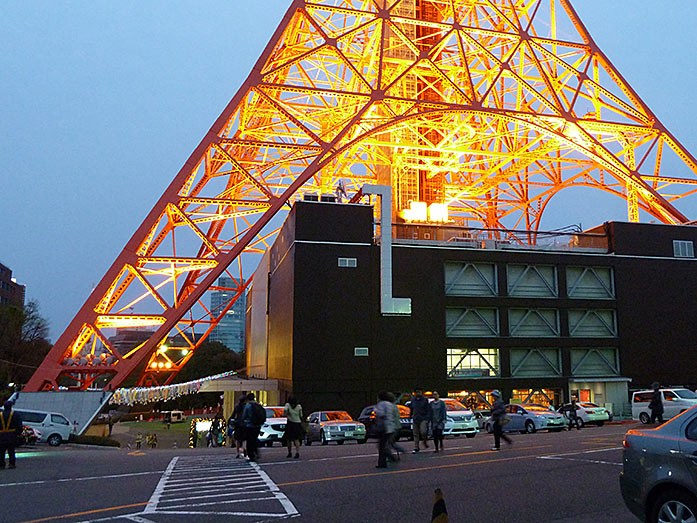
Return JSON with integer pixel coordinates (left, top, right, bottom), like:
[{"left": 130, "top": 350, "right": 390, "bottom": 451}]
[
  {"left": 631, "top": 388, "right": 697, "bottom": 424},
  {"left": 13, "top": 409, "right": 74, "bottom": 446}
]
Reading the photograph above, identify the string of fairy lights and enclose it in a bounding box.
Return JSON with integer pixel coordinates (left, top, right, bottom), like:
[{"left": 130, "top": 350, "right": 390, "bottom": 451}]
[{"left": 108, "top": 371, "right": 238, "bottom": 406}]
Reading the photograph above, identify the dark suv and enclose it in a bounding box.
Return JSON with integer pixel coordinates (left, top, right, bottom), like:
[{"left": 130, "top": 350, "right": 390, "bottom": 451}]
[
  {"left": 621, "top": 405, "right": 697, "bottom": 522},
  {"left": 358, "top": 404, "right": 412, "bottom": 440}
]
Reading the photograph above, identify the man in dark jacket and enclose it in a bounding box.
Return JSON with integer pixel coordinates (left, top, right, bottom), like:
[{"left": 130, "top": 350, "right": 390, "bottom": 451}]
[
  {"left": 649, "top": 382, "right": 664, "bottom": 424},
  {"left": 491, "top": 390, "right": 512, "bottom": 451},
  {"left": 409, "top": 388, "right": 430, "bottom": 453},
  {"left": 242, "top": 393, "right": 265, "bottom": 462},
  {"left": 0, "top": 401, "right": 22, "bottom": 469}
]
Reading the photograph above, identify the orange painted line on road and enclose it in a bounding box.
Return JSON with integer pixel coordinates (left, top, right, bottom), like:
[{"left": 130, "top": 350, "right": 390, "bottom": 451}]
[
  {"left": 277, "top": 445, "right": 554, "bottom": 487},
  {"left": 20, "top": 501, "right": 148, "bottom": 523}
]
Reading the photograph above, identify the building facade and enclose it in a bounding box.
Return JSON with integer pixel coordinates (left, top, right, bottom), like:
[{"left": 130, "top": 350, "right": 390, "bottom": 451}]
[
  {"left": 0, "top": 262, "right": 25, "bottom": 307},
  {"left": 247, "top": 201, "right": 697, "bottom": 418},
  {"left": 210, "top": 277, "right": 247, "bottom": 352}
]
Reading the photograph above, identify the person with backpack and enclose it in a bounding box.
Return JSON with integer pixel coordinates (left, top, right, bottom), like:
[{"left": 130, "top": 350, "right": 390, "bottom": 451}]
[
  {"left": 229, "top": 396, "right": 247, "bottom": 458},
  {"left": 242, "top": 392, "right": 266, "bottom": 461}
]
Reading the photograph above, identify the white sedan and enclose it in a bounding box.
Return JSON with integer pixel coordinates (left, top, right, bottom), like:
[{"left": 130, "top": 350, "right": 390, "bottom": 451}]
[{"left": 558, "top": 402, "right": 611, "bottom": 427}]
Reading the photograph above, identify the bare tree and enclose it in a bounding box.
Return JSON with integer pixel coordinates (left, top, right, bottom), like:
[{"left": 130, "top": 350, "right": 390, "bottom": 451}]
[{"left": 0, "top": 300, "right": 51, "bottom": 388}]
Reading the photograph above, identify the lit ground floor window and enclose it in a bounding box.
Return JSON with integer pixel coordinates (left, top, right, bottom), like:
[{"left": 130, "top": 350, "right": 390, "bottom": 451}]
[
  {"left": 512, "top": 388, "right": 562, "bottom": 407},
  {"left": 446, "top": 348, "right": 500, "bottom": 379}
]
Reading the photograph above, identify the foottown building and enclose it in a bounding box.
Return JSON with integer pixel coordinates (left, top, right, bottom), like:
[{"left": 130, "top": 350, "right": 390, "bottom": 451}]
[{"left": 247, "top": 200, "right": 697, "bottom": 417}]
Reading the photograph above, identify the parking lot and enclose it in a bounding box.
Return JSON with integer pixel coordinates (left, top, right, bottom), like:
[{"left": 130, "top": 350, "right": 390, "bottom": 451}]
[{"left": 0, "top": 421, "right": 640, "bottom": 522}]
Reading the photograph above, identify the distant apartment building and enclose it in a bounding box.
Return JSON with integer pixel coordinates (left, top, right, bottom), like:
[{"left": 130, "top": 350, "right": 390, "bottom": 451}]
[
  {"left": 209, "top": 277, "right": 246, "bottom": 352},
  {"left": 0, "top": 262, "right": 25, "bottom": 307}
]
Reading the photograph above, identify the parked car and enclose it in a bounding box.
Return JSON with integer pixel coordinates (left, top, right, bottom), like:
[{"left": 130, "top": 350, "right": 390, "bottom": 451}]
[
  {"left": 13, "top": 408, "right": 74, "bottom": 446},
  {"left": 484, "top": 404, "right": 566, "bottom": 433},
  {"left": 18, "top": 426, "right": 41, "bottom": 447},
  {"left": 557, "top": 402, "right": 611, "bottom": 427},
  {"left": 632, "top": 388, "right": 697, "bottom": 424},
  {"left": 258, "top": 406, "right": 287, "bottom": 447},
  {"left": 431, "top": 398, "right": 479, "bottom": 438},
  {"left": 304, "top": 411, "right": 366, "bottom": 445},
  {"left": 620, "top": 405, "right": 697, "bottom": 522},
  {"left": 358, "top": 404, "right": 412, "bottom": 440}
]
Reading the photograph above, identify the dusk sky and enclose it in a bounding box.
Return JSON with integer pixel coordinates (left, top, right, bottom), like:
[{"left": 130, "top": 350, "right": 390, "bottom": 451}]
[{"left": 2, "top": 1, "right": 696, "bottom": 341}]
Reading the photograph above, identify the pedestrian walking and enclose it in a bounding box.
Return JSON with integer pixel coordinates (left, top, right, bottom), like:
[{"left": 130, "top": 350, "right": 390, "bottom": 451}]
[
  {"left": 388, "top": 392, "right": 406, "bottom": 458},
  {"left": 649, "top": 382, "right": 664, "bottom": 424},
  {"left": 564, "top": 398, "right": 581, "bottom": 430},
  {"left": 283, "top": 396, "right": 304, "bottom": 459},
  {"left": 135, "top": 432, "right": 143, "bottom": 450},
  {"left": 230, "top": 396, "right": 247, "bottom": 458},
  {"left": 430, "top": 392, "right": 447, "bottom": 453},
  {"left": 409, "top": 388, "right": 430, "bottom": 453},
  {"left": 242, "top": 392, "right": 266, "bottom": 462},
  {"left": 0, "top": 400, "right": 22, "bottom": 469},
  {"left": 490, "top": 390, "right": 512, "bottom": 451},
  {"left": 375, "top": 391, "right": 396, "bottom": 468},
  {"left": 211, "top": 413, "right": 222, "bottom": 447}
]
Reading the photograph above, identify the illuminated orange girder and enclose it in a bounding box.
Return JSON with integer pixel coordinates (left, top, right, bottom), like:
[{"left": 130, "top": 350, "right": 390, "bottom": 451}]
[{"left": 27, "top": 0, "right": 697, "bottom": 391}]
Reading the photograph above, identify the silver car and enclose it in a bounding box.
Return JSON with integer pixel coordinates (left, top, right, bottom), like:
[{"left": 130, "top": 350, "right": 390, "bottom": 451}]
[
  {"left": 304, "top": 411, "right": 366, "bottom": 445},
  {"left": 484, "top": 403, "right": 566, "bottom": 434},
  {"left": 620, "top": 406, "right": 697, "bottom": 522}
]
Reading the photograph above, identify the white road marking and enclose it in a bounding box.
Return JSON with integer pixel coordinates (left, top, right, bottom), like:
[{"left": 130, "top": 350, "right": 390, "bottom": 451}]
[
  {"left": 259, "top": 445, "right": 474, "bottom": 466},
  {"left": 538, "top": 446, "right": 623, "bottom": 466},
  {"left": 142, "top": 456, "right": 178, "bottom": 514},
  {"left": 94, "top": 455, "right": 301, "bottom": 521},
  {"left": 122, "top": 516, "right": 155, "bottom": 523},
  {"left": 0, "top": 470, "right": 164, "bottom": 488}
]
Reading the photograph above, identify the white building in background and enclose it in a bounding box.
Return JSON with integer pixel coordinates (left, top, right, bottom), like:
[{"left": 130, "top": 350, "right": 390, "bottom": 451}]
[{"left": 209, "top": 277, "right": 246, "bottom": 352}]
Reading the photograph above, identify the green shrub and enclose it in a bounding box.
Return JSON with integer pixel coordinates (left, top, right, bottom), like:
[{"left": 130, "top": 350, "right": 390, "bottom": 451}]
[{"left": 68, "top": 434, "right": 121, "bottom": 447}]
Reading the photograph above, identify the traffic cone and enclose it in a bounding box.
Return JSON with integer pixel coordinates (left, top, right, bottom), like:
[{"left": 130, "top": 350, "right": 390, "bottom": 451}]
[{"left": 432, "top": 488, "right": 448, "bottom": 522}]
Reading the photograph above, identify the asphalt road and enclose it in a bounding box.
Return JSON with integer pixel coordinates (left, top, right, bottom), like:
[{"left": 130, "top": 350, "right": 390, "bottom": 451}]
[{"left": 1, "top": 423, "right": 639, "bottom": 522}]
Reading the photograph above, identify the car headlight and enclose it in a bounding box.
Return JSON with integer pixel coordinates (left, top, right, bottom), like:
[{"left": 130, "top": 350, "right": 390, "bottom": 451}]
[
  {"left": 446, "top": 416, "right": 454, "bottom": 422},
  {"left": 327, "top": 426, "right": 340, "bottom": 431},
  {"left": 355, "top": 426, "right": 365, "bottom": 432}
]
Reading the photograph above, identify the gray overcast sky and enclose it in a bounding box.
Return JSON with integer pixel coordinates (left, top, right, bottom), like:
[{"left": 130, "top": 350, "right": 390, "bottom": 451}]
[{"left": 2, "top": 1, "right": 696, "bottom": 341}]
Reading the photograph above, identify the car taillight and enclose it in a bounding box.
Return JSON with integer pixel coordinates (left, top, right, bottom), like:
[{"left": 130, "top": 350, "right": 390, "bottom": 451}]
[{"left": 585, "top": 410, "right": 594, "bottom": 414}]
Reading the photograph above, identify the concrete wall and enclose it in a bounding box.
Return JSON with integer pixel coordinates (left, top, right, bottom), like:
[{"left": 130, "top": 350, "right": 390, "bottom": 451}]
[{"left": 13, "top": 391, "right": 111, "bottom": 435}]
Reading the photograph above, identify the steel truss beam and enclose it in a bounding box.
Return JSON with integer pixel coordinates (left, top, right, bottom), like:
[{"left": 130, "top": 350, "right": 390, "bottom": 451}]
[{"left": 27, "top": 0, "right": 697, "bottom": 391}]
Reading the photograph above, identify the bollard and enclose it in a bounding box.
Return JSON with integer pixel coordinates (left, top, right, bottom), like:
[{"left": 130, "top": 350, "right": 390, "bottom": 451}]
[{"left": 432, "top": 488, "right": 448, "bottom": 522}]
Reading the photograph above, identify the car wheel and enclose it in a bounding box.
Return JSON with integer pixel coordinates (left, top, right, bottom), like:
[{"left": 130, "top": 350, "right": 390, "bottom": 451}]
[
  {"left": 650, "top": 488, "right": 697, "bottom": 523},
  {"left": 485, "top": 423, "right": 493, "bottom": 434},
  {"left": 265, "top": 441, "right": 273, "bottom": 447},
  {"left": 337, "top": 440, "right": 344, "bottom": 445},
  {"left": 304, "top": 437, "right": 312, "bottom": 446},
  {"left": 466, "top": 433, "right": 476, "bottom": 439},
  {"left": 576, "top": 418, "right": 585, "bottom": 428},
  {"left": 596, "top": 421, "right": 604, "bottom": 427},
  {"left": 640, "top": 412, "right": 651, "bottom": 424},
  {"left": 47, "top": 434, "right": 62, "bottom": 446},
  {"left": 357, "top": 438, "right": 366, "bottom": 444},
  {"left": 525, "top": 420, "right": 536, "bottom": 434},
  {"left": 394, "top": 434, "right": 401, "bottom": 442},
  {"left": 321, "top": 431, "right": 328, "bottom": 446}
]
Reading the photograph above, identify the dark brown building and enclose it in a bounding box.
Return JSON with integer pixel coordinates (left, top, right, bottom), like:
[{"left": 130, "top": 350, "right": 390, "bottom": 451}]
[
  {"left": 0, "top": 262, "right": 25, "bottom": 308},
  {"left": 247, "top": 201, "right": 697, "bottom": 418}
]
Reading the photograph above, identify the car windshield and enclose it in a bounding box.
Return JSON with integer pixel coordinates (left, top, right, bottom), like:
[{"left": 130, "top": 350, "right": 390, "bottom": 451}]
[
  {"left": 322, "top": 412, "right": 352, "bottom": 421},
  {"left": 265, "top": 407, "right": 285, "bottom": 418},
  {"left": 674, "top": 389, "right": 697, "bottom": 399},
  {"left": 442, "top": 399, "right": 468, "bottom": 411},
  {"left": 579, "top": 402, "right": 599, "bottom": 408}
]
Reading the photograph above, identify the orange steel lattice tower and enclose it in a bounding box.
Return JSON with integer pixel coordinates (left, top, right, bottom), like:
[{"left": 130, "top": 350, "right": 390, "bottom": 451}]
[{"left": 27, "top": 0, "right": 697, "bottom": 391}]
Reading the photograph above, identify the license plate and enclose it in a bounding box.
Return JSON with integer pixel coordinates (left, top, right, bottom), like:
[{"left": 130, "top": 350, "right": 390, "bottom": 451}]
[{"left": 345, "top": 432, "right": 353, "bottom": 437}]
